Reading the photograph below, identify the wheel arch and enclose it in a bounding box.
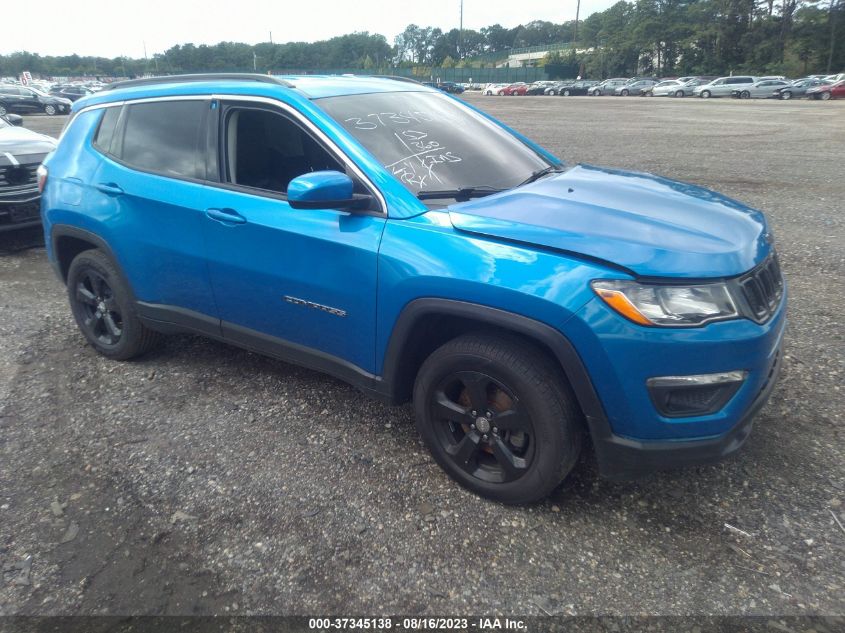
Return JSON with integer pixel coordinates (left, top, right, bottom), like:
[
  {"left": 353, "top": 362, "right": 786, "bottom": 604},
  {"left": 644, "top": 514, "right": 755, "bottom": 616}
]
[
  {"left": 51, "top": 225, "right": 138, "bottom": 302},
  {"left": 380, "top": 299, "right": 607, "bottom": 430}
]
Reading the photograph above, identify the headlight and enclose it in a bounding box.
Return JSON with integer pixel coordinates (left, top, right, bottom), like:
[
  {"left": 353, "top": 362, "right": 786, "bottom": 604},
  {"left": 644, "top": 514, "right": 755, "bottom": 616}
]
[{"left": 591, "top": 280, "right": 739, "bottom": 327}]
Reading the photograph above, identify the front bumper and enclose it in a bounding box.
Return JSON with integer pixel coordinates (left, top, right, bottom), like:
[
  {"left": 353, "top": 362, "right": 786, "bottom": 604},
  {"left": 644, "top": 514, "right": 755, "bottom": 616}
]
[
  {"left": 0, "top": 196, "right": 42, "bottom": 232},
  {"left": 591, "top": 339, "right": 782, "bottom": 480}
]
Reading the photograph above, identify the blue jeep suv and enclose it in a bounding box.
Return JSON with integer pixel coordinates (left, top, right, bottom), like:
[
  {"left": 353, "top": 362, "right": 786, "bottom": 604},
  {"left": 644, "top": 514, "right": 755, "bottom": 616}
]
[{"left": 39, "top": 74, "right": 786, "bottom": 503}]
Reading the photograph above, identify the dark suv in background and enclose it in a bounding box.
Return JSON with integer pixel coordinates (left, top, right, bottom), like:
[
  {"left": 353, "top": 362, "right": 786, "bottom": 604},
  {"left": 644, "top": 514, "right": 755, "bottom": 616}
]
[{"left": 0, "top": 85, "right": 72, "bottom": 116}]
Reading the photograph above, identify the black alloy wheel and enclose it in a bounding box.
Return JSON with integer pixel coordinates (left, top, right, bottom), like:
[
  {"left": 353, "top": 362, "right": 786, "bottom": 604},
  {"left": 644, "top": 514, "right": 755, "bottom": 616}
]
[
  {"left": 428, "top": 370, "right": 534, "bottom": 485},
  {"left": 414, "top": 333, "right": 583, "bottom": 504},
  {"left": 67, "top": 250, "right": 161, "bottom": 360},
  {"left": 74, "top": 269, "right": 123, "bottom": 347}
]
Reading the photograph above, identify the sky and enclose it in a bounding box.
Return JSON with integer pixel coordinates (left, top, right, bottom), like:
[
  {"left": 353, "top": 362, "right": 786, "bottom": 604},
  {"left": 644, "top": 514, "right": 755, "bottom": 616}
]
[{"left": 3, "top": 0, "right": 619, "bottom": 58}]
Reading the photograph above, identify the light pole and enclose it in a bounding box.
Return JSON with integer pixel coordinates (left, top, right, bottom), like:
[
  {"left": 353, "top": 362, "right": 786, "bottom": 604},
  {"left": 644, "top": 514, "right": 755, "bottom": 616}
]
[
  {"left": 574, "top": 0, "right": 581, "bottom": 44},
  {"left": 459, "top": 0, "right": 464, "bottom": 59}
]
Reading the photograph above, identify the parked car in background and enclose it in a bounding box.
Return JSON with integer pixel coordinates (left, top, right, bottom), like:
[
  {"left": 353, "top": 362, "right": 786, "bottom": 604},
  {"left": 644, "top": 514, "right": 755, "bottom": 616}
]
[
  {"left": 615, "top": 79, "right": 658, "bottom": 96},
  {"left": 483, "top": 83, "right": 508, "bottom": 95},
  {"left": 643, "top": 80, "right": 685, "bottom": 97},
  {"left": 731, "top": 79, "right": 789, "bottom": 99},
  {"left": 544, "top": 81, "right": 573, "bottom": 95},
  {"left": 525, "top": 81, "right": 555, "bottom": 95},
  {"left": 50, "top": 85, "right": 95, "bottom": 102},
  {"left": 589, "top": 78, "right": 629, "bottom": 96},
  {"left": 0, "top": 85, "right": 72, "bottom": 116},
  {"left": 774, "top": 78, "right": 830, "bottom": 100},
  {"left": 501, "top": 82, "right": 528, "bottom": 96},
  {"left": 557, "top": 80, "right": 599, "bottom": 96},
  {"left": 436, "top": 81, "right": 464, "bottom": 94},
  {"left": 671, "top": 77, "right": 718, "bottom": 97},
  {"left": 694, "top": 76, "right": 758, "bottom": 98},
  {"left": 807, "top": 79, "right": 845, "bottom": 100},
  {"left": 0, "top": 114, "right": 56, "bottom": 231}
]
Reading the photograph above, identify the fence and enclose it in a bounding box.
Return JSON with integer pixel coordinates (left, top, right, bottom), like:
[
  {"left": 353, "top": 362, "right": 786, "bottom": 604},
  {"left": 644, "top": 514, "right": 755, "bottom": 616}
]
[{"left": 271, "top": 66, "right": 549, "bottom": 84}]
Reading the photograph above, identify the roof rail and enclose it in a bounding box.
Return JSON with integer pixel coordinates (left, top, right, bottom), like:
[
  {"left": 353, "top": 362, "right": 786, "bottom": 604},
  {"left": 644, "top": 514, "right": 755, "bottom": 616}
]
[
  {"left": 370, "top": 75, "right": 424, "bottom": 85},
  {"left": 102, "top": 73, "right": 295, "bottom": 91}
]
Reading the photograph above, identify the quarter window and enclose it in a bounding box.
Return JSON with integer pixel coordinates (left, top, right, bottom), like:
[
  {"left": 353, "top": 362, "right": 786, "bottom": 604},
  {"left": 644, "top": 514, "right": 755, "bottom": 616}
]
[
  {"left": 93, "top": 107, "right": 121, "bottom": 155},
  {"left": 120, "top": 100, "right": 206, "bottom": 179}
]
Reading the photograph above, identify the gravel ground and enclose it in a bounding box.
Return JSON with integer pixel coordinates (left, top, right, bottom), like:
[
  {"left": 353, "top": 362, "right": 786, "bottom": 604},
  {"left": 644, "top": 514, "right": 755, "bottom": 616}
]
[{"left": 0, "top": 97, "right": 843, "bottom": 618}]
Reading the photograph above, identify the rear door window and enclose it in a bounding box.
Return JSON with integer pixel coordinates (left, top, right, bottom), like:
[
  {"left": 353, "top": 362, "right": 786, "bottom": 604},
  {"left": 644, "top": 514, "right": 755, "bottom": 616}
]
[{"left": 118, "top": 100, "right": 207, "bottom": 180}]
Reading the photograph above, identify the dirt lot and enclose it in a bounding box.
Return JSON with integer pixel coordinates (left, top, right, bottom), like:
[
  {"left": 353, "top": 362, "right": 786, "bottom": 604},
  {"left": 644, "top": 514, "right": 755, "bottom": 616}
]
[{"left": 1, "top": 96, "right": 843, "bottom": 618}]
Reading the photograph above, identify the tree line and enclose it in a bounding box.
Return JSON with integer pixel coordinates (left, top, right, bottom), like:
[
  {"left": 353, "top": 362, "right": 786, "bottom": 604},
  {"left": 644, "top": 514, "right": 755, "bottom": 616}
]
[{"left": 1, "top": 0, "right": 842, "bottom": 79}]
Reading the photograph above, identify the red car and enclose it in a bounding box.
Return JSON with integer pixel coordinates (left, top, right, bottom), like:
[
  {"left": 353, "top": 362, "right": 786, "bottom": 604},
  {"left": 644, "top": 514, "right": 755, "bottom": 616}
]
[
  {"left": 807, "top": 80, "right": 845, "bottom": 100},
  {"left": 501, "top": 82, "right": 528, "bottom": 96}
]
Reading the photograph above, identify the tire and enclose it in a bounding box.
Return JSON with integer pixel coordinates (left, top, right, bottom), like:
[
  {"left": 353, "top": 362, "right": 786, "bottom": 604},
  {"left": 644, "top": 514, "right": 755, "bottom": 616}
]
[
  {"left": 621, "top": 89, "right": 629, "bottom": 96},
  {"left": 44, "top": 104, "right": 57, "bottom": 115},
  {"left": 413, "top": 333, "right": 583, "bottom": 504},
  {"left": 67, "top": 250, "right": 162, "bottom": 360},
  {"left": 675, "top": 90, "right": 685, "bottom": 98},
  {"left": 780, "top": 91, "right": 792, "bottom": 100},
  {"left": 592, "top": 90, "right": 602, "bottom": 96},
  {"left": 820, "top": 91, "right": 831, "bottom": 100},
  {"left": 0, "top": 104, "right": 7, "bottom": 116},
  {"left": 700, "top": 90, "right": 711, "bottom": 99},
  {"left": 740, "top": 90, "right": 750, "bottom": 99},
  {"left": 562, "top": 89, "right": 571, "bottom": 96}
]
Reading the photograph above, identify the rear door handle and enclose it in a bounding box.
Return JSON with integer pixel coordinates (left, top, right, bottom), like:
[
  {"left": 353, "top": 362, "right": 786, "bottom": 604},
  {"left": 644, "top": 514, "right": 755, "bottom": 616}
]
[
  {"left": 95, "top": 182, "right": 124, "bottom": 196},
  {"left": 206, "top": 208, "right": 246, "bottom": 225}
]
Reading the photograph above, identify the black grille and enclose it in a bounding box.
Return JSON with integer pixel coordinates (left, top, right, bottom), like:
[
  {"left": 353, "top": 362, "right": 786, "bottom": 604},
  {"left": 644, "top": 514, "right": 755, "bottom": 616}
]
[
  {"left": 0, "top": 164, "right": 39, "bottom": 188},
  {"left": 738, "top": 253, "right": 783, "bottom": 323}
]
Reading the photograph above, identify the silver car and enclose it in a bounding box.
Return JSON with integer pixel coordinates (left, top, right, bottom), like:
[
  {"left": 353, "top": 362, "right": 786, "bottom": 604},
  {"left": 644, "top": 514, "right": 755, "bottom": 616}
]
[
  {"left": 730, "top": 79, "right": 789, "bottom": 99},
  {"left": 589, "top": 78, "right": 629, "bottom": 96},
  {"left": 693, "top": 76, "right": 758, "bottom": 98}
]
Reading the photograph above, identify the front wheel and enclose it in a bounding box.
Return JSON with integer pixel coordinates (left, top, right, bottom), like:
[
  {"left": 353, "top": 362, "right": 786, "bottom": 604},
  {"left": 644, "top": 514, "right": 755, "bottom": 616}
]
[
  {"left": 0, "top": 104, "right": 7, "bottom": 116},
  {"left": 44, "top": 104, "right": 57, "bottom": 115},
  {"left": 67, "top": 250, "right": 162, "bottom": 360},
  {"left": 780, "top": 91, "right": 792, "bottom": 100},
  {"left": 413, "top": 333, "right": 583, "bottom": 504},
  {"left": 700, "top": 90, "right": 711, "bottom": 99},
  {"left": 820, "top": 91, "right": 831, "bottom": 100},
  {"left": 740, "top": 90, "right": 751, "bottom": 99},
  {"left": 675, "top": 90, "right": 685, "bottom": 98},
  {"left": 562, "top": 89, "right": 571, "bottom": 96},
  {"left": 621, "top": 89, "right": 629, "bottom": 96}
]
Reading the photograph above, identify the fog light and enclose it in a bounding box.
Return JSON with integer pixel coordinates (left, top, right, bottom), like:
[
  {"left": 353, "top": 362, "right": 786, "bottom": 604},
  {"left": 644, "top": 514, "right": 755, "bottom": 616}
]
[{"left": 647, "top": 371, "right": 746, "bottom": 417}]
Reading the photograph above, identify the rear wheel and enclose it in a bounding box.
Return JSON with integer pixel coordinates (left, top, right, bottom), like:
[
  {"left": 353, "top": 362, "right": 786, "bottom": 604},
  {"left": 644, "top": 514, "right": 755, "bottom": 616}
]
[
  {"left": 700, "top": 90, "right": 711, "bottom": 99},
  {"left": 820, "top": 91, "right": 831, "bottom": 100},
  {"left": 621, "top": 89, "right": 629, "bottom": 96},
  {"left": 44, "top": 104, "right": 57, "bottom": 115},
  {"left": 675, "top": 90, "right": 685, "bottom": 98},
  {"left": 740, "top": 90, "right": 751, "bottom": 99},
  {"left": 563, "top": 89, "right": 571, "bottom": 96},
  {"left": 67, "top": 250, "right": 161, "bottom": 360},
  {"left": 413, "top": 333, "right": 583, "bottom": 504},
  {"left": 0, "top": 104, "right": 8, "bottom": 116},
  {"left": 780, "top": 91, "right": 792, "bottom": 100}
]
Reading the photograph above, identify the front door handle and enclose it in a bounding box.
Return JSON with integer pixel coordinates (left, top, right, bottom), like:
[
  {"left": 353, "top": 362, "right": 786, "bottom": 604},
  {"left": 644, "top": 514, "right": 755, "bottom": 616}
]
[
  {"left": 206, "top": 208, "right": 246, "bottom": 225},
  {"left": 95, "top": 182, "right": 124, "bottom": 196}
]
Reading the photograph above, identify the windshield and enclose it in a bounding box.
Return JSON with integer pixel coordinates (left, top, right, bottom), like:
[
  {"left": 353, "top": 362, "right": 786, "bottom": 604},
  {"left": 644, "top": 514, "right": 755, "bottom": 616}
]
[
  {"left": 28, "top": 87, "right": 50, "bottom": 97},
  {"left": 318, "top": 91, "right": 552, "bottom": 198}
]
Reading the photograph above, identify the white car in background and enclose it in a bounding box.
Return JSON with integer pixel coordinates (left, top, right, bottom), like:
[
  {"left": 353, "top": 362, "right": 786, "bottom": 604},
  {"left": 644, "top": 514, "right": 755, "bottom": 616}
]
[{"left": 482, "top": 83, "right": 508, "bottom": 96}]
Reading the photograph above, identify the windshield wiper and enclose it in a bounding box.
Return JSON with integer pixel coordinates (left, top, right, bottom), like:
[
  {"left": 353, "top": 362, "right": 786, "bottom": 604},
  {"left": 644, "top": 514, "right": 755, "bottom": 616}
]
[
  {"left": 518, "top": 165, "right": 565, "bottom": 187},
  {"left": 417, "top": 187, "right": 504, "bottom": 201}
]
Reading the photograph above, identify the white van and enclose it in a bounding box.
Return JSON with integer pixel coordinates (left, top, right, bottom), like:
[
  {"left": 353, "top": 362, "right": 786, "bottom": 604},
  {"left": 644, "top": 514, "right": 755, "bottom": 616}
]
[{"left": 693, "top": 76, "right": 758, "bottom": 98}]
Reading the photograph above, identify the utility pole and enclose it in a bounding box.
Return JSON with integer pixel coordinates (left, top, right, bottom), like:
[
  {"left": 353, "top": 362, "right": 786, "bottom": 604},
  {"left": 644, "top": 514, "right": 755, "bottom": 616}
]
[
  {"left": 253, "top": 51, "right": 257, "bottom": 71},
  {"left": 574, "top": 0, "right": 581, "bottom": 44},
  {"left": 459, "top": 0, "right": 464, "bottom": 59},
  {"left": 828, "top": 0, "right": 840, "bottom": 73},
  {"left": 270, "top": 31, "right": 273, "bottom": 45}
]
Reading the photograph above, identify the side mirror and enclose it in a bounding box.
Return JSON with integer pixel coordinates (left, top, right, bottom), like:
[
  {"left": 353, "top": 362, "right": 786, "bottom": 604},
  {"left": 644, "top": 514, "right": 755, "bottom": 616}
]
[
  {"left": 3, "top": 114, "right": 24, "bottom": 127},
  {"left": 287, "top": 170, "right": 372, "bottom": 211}
]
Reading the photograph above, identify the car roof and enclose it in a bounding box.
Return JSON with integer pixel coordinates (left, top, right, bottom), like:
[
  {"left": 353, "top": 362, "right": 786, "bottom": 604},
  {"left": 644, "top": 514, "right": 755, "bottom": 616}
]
[{"left": 72, "top": 74, "right": 433, "bottom": 110}]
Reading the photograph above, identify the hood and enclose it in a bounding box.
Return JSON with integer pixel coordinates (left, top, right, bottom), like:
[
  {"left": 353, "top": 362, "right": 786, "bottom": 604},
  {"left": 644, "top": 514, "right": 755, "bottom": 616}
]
[
  {"left": 447, "top": 164, "right": 771, "bottom": 279},
  {"left": 0, "top": 125, "right": 57, "bottom": 156}
]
